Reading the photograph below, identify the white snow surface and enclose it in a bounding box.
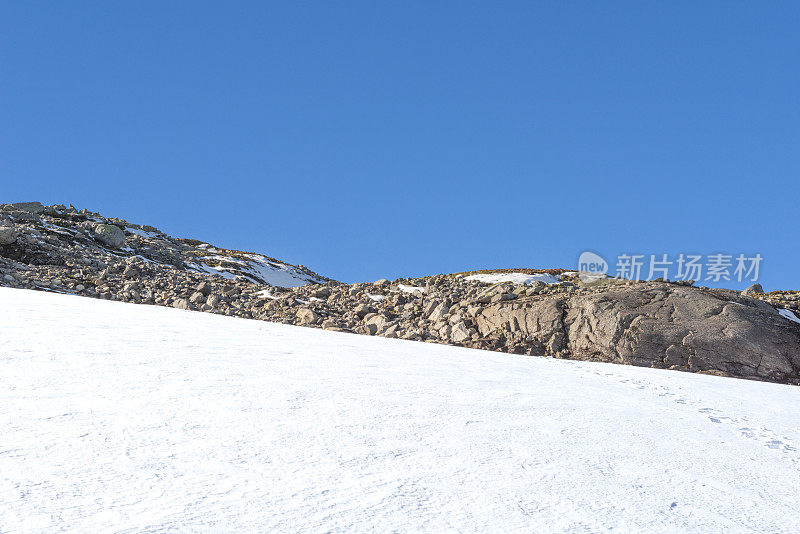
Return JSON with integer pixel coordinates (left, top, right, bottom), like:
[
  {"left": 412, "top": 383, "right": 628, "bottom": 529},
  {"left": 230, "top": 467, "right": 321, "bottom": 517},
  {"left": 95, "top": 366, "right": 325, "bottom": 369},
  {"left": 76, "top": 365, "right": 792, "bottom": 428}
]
[
  {"left": 254, "top": 289, "right": 280, "bottom": 300},
  {"left": 397, "top": 283, "right": 425, "bottom": 294},
  {"left": 123, "top": 227, "right": 161, "bottom": 239},
  {"left": 2, "top": 288, "right": 800, "bottom": 533},
  {"left": 779, "top": 308, "right": 800, "bottom": 325},
  {"left": 465, "top": 272, "right": 561, "bottom": 285}
]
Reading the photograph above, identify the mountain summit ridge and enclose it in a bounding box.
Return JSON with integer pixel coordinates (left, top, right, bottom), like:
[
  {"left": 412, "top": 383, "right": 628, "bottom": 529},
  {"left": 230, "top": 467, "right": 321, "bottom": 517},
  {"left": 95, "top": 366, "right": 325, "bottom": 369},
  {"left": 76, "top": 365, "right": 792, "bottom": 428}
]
[{"left": 2, "top": 201, "right": 799, "bottom": 384}]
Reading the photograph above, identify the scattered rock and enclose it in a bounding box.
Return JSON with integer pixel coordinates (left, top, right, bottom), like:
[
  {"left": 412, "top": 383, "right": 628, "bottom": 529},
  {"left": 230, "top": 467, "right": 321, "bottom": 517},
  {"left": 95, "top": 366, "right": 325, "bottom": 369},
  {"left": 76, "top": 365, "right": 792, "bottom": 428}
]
[
  {"left": 428, "top": 302, "right": 449, "bottom": 322},
  {"left": 364, "top": 323, "right": 379, "bottom": 335},
  {"left": 354, "top": 303, "right": 374, "bottom": 319},
  {"left": 296, "top": 308, "right": 319, "bottom": 325},
  {"left": 312, "top": 287, "right": 331, "bottom": 299},
  {"left": 365, "top": 314, "right": 388, "bottom": 332},
  {"left": 450, "top": 322, "right": 471, "bottom": 343},
  {"left": 197, "top": 281, "right": 212, "bottom": 296}
]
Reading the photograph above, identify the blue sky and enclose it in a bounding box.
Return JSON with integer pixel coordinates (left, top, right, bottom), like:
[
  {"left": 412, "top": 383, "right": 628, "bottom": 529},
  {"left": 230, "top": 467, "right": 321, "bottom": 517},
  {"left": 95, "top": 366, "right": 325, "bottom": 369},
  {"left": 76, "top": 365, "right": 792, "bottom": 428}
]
[{"left": 2, "top": 2, "right": 798, "bottom": 288}]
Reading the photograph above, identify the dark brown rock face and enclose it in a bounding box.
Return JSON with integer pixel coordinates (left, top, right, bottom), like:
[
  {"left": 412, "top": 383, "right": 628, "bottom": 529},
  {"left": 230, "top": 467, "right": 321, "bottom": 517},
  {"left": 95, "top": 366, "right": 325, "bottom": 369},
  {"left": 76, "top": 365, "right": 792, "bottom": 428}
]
[{"left": 476, "top": 282, "right": 800, "bottom": 383}]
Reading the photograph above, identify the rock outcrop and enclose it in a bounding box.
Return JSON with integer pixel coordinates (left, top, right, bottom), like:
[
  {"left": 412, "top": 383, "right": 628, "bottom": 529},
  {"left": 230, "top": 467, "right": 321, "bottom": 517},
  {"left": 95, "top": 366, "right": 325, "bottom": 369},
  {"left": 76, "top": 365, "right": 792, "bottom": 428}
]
[{"left": 475, "top": 282, "right": 800, "bottom": 382}]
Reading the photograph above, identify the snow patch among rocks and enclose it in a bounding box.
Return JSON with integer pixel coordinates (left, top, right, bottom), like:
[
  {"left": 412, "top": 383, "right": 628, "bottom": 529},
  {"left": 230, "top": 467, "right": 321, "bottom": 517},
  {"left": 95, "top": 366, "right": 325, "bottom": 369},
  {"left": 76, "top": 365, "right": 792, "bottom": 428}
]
[
  {"left": 779, "top": 308, "right": 800, "bottom": 324},
  {"left": 124, "top": 227, "right": 161, "bottom": 239},
  {"left": 397, "top": 284, "right": 424, "bottom": 295},
  {"left": 465, "top": 272, "right": 561, "bottom": 285},
  {"left": 189, "top": 253, "right": 324, "bottom": 287}
]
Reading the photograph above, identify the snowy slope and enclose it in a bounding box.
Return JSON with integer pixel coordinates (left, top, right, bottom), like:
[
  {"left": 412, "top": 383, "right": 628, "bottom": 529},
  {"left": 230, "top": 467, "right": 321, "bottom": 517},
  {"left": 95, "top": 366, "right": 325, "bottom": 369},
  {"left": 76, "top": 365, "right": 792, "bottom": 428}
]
[{"left": 1, "top": 288, "right": 799, "bottom": 533}]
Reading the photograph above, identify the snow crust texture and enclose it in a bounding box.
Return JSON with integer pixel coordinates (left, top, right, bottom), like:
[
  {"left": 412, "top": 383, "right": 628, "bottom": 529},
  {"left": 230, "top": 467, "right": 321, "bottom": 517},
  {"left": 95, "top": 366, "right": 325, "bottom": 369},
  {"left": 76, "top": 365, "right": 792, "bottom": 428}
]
[{"left": 2, "top": 288, "right": 799, "bottom": 533}]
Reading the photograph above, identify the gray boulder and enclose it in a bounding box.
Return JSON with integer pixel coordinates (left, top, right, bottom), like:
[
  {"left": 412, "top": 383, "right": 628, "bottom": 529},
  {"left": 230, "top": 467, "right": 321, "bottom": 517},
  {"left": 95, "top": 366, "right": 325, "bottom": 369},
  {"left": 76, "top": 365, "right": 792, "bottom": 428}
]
[
  {"left": 312, "top": 287, "right": 332, "bottom": 299},
  {"left": 742, "top": 283, "right": 764, "bottom": 296},
  {"left": 172, "top": 299, "right": 190, "bottom": 310},
  {"left": 354, "top": 303, "right": 374, "bottom": 319},
  {"left": 0, "top": 226, "right": 18, "bottom": 245},
  {"left": 423, "top": 299, "right": 441, "bottom": 316},
  {"left": 428, "top": 302, "right": 449, "bottom": 322},
  {"left": 296, "top": 308, "right": 319, "bottom": 325},
  {"left": 450, "top": 322, "right": 472, "bottom": 343},
  {"left": 365, "top": 314, "right": 388, "bottom": 332},
  {"left": 93, "top": 224, "right": 126, "bottom": 248},
  {"left": 364, "top": 323, "right": 379, "bottom": 335}
]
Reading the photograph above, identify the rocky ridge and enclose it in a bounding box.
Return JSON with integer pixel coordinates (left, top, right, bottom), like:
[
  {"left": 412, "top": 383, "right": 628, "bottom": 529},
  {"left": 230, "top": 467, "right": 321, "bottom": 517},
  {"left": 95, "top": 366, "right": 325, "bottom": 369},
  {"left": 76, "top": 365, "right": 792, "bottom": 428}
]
[{"left": 2, "top": 201, "right": 799, "bottom": 384}]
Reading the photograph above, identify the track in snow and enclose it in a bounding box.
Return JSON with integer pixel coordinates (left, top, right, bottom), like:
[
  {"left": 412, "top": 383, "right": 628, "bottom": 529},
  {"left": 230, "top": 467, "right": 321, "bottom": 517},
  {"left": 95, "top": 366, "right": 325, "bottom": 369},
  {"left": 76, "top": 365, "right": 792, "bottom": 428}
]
[{"left": 1, "top": 288, "right": 799, "bottom": 532}]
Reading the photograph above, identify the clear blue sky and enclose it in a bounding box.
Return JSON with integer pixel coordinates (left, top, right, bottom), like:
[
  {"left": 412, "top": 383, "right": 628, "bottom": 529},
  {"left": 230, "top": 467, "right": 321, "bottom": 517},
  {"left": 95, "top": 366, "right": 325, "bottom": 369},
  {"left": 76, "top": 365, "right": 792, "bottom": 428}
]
[{"left": 2, "top": 2, "right": 798, "bottom": 289}]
